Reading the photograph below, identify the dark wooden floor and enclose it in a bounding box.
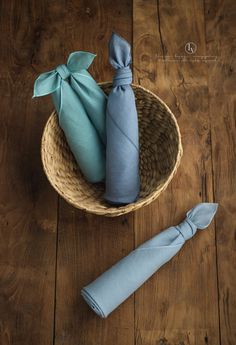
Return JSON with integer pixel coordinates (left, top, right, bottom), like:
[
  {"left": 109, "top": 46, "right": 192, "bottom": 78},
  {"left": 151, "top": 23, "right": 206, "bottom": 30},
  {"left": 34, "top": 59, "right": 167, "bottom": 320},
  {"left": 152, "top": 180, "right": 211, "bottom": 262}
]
[{"left": 0, "top": 0, "right": 236, "bottom": 344}]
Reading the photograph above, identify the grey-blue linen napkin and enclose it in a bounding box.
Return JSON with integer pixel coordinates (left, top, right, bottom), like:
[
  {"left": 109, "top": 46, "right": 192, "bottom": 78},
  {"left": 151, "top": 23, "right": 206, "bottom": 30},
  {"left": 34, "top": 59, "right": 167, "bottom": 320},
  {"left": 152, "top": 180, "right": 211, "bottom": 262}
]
[
  {"left": 104, "top": 33, "right": 140, "bottom": 204},
  {"left": 81, "top": 203, "right": 218, "bottom": 317}
]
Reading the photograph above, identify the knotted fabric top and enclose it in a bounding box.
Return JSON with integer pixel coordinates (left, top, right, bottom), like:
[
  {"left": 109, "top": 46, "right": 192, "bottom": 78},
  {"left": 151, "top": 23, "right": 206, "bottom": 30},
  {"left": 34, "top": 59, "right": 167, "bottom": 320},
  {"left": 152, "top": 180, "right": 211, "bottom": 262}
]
[
  {"left": 110, "top": 32, "right": 132, "bottom": 87},
  {"left": 34, "top": 52, "right": 97, "bottom": 96},
  {"left": 33, "top": 51, "right": 107, "bottom": 183},
  {"left": 55, "top": 64, "right": 71, "bottom": 80},
  {"left": 81, "top": 202, "right": 218, "bottom": 317},
  {"left": 176, "top": 202, "right": 219, "bottom": 240},
  {"left": 113, "top": 67, "right": 132, "bottom": 87},
  {"left": 104, "top": 33, "right": 140, "bottom": 204},
  {"left": 175, "top": 218, "right": 197, "bottom": 241}
]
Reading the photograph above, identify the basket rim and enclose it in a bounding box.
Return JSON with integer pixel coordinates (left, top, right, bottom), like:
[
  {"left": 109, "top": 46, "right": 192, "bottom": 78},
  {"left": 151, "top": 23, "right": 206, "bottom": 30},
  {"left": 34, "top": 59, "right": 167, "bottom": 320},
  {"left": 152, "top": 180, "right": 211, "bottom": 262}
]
[{"left": 41, "top": 82, "right": 183, "bottom": 217}]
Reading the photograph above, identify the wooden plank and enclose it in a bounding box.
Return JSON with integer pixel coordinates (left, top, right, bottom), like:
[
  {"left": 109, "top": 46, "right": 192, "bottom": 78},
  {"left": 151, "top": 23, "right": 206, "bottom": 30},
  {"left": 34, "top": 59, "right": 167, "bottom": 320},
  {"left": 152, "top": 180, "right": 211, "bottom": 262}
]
[
  {"left": 54, "top": 1, "right": 134, "bottom": 345},
  {"left": 0, "top": 1, "right": 64, "bottom": 344},
  {"left": 205, "top": 0, "right": 236, "bottom": 344},
  {"left": 133, "top": 0, "right": 220, "bottom": 344}
]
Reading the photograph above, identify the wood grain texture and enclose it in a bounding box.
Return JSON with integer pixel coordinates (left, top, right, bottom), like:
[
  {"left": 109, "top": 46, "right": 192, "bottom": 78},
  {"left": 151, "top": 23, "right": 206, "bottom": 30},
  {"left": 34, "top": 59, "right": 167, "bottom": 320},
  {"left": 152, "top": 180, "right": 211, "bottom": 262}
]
[
  {"left": 205, "top": 1, "right": 236, "bottom": 344},
  {"left": 0, "top": 1, "right": 62, "bottom": 345},
  {"left": 54, "top": 1, "right": 134, "bottom": 345},
  {"left": 133, "top": 1, "right": 220, "bottom": 344},
  {"left": 0, "top": 0, "right": 236, "bottom": 344}
]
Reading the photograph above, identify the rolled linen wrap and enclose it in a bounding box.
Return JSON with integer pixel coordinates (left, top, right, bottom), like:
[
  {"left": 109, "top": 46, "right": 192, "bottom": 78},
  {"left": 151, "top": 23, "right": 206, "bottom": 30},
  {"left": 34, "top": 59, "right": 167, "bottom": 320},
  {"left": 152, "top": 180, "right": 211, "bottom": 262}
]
[
  {"left": 104, "top": 33, "right": 140, "bottom": 204},
  {"left": 33, "top": 52, "right": 106, "bottom": 183},
  {"left": 81, "top": 203, "right": 218, "bottom": 318}
]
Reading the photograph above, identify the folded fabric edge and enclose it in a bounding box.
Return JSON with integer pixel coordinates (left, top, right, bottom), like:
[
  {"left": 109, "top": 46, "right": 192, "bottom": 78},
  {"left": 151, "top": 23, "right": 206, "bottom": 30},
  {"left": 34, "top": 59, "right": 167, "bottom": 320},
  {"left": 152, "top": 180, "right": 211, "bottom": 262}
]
[
  {"left": 67, "top": 51, "right": 97, "bottom": 71},
  {"left": 104, "top": 190, "right": 140, "bottom": 205},
  {"left": 81, "top": 288, "right": 106, "bottom": 318},
  {"left": 111, "top": 31, "right": 130, "bottom": 46},
  {"left": 186, "top": 202, "right": 219, "bottom": 229}
]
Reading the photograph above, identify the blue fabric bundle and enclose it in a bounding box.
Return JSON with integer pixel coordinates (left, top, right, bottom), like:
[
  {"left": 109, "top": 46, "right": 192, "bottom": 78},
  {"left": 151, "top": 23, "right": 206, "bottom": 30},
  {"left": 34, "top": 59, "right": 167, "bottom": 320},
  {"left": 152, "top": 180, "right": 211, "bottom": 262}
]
[
  {"left": 81, "top": 203, "right": 218, "bottom": 317},
  {"left": 104, "top": 33, "right": 140, "bottom": 204},
  {"left": 34, "top": 52, "right": 107, "bottom": 183}
]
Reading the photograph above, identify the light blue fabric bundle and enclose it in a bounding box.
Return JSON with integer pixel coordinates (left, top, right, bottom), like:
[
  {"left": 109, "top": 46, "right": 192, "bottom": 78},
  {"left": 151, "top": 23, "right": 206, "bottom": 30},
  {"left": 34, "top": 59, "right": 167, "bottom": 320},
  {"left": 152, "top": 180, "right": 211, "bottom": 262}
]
[
  {"left": 81, "top": 203, "right": 218, "bottom": 318},
  {"left": 104, "top": 33, "right": 140, "bottom": 204},
  {"left": 33, "top": 52, "right": 107, "bottom": 183}
]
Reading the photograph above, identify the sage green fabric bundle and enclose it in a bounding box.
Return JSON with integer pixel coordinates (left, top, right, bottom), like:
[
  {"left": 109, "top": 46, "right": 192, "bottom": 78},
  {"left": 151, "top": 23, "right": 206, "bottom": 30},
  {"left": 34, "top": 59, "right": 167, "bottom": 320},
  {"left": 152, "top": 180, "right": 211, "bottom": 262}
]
[{"left": 33, "top": 52, "right": 107, "bottom": 183}]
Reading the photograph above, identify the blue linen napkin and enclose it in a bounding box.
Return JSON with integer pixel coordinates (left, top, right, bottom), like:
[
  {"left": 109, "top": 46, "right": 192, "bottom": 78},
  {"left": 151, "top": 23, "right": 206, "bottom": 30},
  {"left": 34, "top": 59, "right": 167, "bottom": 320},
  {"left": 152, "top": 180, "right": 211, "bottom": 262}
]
[
  {"left": 104, "top": 33, "right": 140, "bottom": 204},
  {"left": 33, "top": 52, "right": 107, "bottom": 183},
  {"left": 81, "top": 203, "right": 218, "bottom": 317}
]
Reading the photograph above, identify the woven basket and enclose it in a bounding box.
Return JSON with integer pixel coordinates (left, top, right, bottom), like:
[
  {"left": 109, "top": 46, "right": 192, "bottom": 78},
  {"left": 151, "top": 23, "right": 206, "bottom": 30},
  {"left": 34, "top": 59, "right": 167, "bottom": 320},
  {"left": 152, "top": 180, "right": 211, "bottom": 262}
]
[{"left": 41, "top": 82, "right": 182, "bottom": 217}]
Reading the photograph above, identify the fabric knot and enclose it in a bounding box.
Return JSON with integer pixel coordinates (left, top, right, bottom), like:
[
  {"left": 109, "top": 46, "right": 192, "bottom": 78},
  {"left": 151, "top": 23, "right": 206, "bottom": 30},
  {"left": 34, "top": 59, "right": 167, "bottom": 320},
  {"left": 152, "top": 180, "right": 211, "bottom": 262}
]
[
  {"left": 113, "top": 67, "right": 132, "bottom": 87},
  {"left": 56, "top": 64, "right": 71, "bottom": 80},
  {"left": 176, "top": 218, "right": 197, "bottom": 241}
]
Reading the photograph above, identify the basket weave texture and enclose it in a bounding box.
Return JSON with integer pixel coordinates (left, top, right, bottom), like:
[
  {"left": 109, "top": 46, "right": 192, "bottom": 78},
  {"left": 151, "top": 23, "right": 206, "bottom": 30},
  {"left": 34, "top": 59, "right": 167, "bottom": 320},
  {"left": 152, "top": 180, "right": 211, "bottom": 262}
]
[{"left": 41, "top": 83, "right": 182, "bottom": 217}]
